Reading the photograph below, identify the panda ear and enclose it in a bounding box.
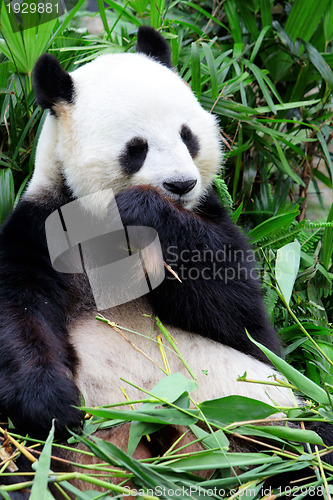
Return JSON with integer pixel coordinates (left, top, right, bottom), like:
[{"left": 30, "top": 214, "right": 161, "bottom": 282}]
[
  {"left": 136, "top": 26, "right": 172, "bottom": 68},
  {"left": 33, "top": 54, "right": 74, "bottom": 111}
]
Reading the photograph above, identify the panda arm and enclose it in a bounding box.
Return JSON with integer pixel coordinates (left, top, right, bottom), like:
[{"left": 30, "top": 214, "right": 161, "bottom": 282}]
[
  {"left": 0, "top": 199, "right": 83, "bottom": 439},
  {"left": 116, "top": 186, "right": 280, "bottom": 362}
]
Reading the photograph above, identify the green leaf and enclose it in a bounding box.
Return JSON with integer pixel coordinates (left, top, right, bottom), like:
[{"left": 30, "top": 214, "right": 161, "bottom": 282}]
[
  {"left": 284, "top": 0, "right": 330, "bottom": 43},
  {"left": 30, "top": 421, "right": 55, "bottom": 500},
  {"left": 275, "top": 241, "right": 301, "bottom": 305},
  {"left": 0, "top": 2, "right": 28, "bottom": 72},
  {"left": 272, "top": 137, "right": 305, "bottom": 185},
  {"left": 259, "top": 0, "right": 272, "bottom": 27},
  {"left": 81, "top": 406, "right": 197, "bottom": 426},
  {"left": 301, "top": 251, "right": 333, "bottom": 282},
  {"left": 233, "top": 58, "right": 247, "bottom": 106},
  {"left": 241, "top": 424, "right": 324, "bottom": 445},
  {"left": 322, "top": 203, "right": 333, "bottom": 269},
  {"left": 0, "top": 168, "right": 15, "bottom": 224},
  {"left": 303, "top": 41, "right": 333, "bottom": 90},
  {"left": 323, "top": 1, "right": 333, "bottom": 42},
  {"left": 102, "top": 0, "right": 140, "bottom": 26},
  {"left": 248, "top": 209, "right": 299, "bottom": 244},
  {"left": 201, "top": 43, "right": 218, "bottom": 100},
  {"left": 199, "top": 395, "right": 277, "bottom": 425},
  {"left": 96, "top": 0, "right": 111, "bottom": 37},
  {"left": 128, "top": 373, "right": 196, "bottom": 454},
  {"left": 0, "top": 490, "right": 12, "bottom": 500},
  {"left": 130, "top": 0, "right": 149, "bottom": 15},
  {"left": 191, "top": 42, "right": 201, "bottom": 99},
  {"left": 235, "top": 0, "right": 259, "bottom": 40},
  {"left": 150, "top": 0, "right": 165, "bottom": 28},
  {"left": 228, "top": 138, "right": 253, "bottom": 160},
  {"left": 165, "top": 451, "right": 282, "bottom": 471},
  {"left": 224, "top": 0, "right": 242, "bottom": 44},
  {"left": 232, "top": 123, "right": 243, "bottom": 201},
  {"left": 147, "top": 373, "right": 197, "bottom": 402},
  {"left": 246, "top": 61, "right": 276, "bottom": 113},
  {"left": 232, "top": 202, "right": 243, "bottom": 224},
  {"left": 52, "top": 0, "right": 87, "bottom": 39},
  {"left": 190, "top": 425, "right": 229, "bottom": 450},
  {"left": 247, "top": 335, "right": 330, "bottom": 406},
  {"left": 214, "top": 176, "right": 233, "bottom": 213},
  {"left": 182, "top": 1, "right": 228, "bottom": 31},
  {"left": 316, "top": 129, "right": 333, "bottom": 181},
  {"left": 250, "top": 25, "right": 271, "bottom": 63},
  {"left": 73, "top": 434, "right": 203, "bottom": 499}
]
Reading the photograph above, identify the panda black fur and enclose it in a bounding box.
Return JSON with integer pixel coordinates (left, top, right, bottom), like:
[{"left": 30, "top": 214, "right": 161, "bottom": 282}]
[{"left": 0, "top": 27, "right": 331, "bottom": 496}]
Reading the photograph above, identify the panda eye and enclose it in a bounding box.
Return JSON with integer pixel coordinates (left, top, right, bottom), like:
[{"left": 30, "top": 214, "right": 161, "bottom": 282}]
[
  {"left": 180, "top": 124, "right": 199, "bottom": 158},
  {"left": 120, "top": 137, "right": 148, "bottom": 175}
]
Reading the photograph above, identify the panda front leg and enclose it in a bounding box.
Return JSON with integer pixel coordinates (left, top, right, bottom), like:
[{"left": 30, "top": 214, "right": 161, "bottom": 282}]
[
  {"left": 115, "top": 185, "right": 280, "bottom": 363},
  {"left": 0, "top": 199, "right": 83, "bottom": 439}
]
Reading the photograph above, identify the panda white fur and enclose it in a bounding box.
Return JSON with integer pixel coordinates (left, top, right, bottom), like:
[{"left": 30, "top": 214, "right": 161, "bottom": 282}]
[{"left": 1, "top": 26, "right": 327, "bottom": 496}]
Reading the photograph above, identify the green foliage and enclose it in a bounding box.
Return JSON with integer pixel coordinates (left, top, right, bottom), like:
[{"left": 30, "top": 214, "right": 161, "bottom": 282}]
[
  {"left": 1, "top": 0, "right": 333, "bottom": 496},
  {"left": 2, "top": 371, "right": 333, "bottom": 498},
  {"left": 30, "top": 421, "right": 55, "bottom": 500}
]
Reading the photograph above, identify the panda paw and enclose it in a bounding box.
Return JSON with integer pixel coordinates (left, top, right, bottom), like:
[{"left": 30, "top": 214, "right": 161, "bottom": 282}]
[
  {"left": 115, "top": 185, "right": 174, "bottom": 227},
  {"left": 3, "top": 372, "right": 84, "bottom": 440}
]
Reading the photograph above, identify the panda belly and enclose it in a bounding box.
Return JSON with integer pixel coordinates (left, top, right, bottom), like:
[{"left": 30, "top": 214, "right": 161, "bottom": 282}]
[{"left": 69, "top": 297, "right": 295, "bottom": 410}]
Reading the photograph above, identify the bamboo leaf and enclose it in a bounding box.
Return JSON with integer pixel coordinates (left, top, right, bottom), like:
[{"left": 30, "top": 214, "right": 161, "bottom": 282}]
[
  {"left": 182, "top": 1, "right": 228, "bottom": 30},
  {"left": 272, "top": 137, "right": 305, "bottom": 185},
  {"left": 0, "top": 168, "right": 15, "bottom": 224},
  {"left": 235, "top": 0, "right": 259, "bottom": 40},
  {"left": 73, "top": 433, "right": 203, "bottom": 499},
  {"left": 275, "top": 241, "right": 301, "bottom": 305},
  {"left": 81, "top": 406, "right": 197, "bottom": 425},
  {"left": 165, "top": 451, "right": 282, "bottom": 471},
  {"left": 239, "top": 424, "right": 324, "bottom": 445},
  {"left": 285, "top": 0, "right": 330, "bottom": 43},
  {"left": 323, "top": 1, "right": 333, "bottom": 42},
  {"left": 250, "top": 25, "right": 271, "bottom": 63},
  {"left": 190, "top": 425, "right": 229, "bottom": 450},
  {"left": 259, "top": 0, "right": 272, "bottom": 27},
  {"left": 150, "top": 0, "right": 165, "bottom": 29},
  {"left": 201, "top": 43, "right": 218, "bottom": 100},
  {"left": 233, "top": 58, "right": 247, "bottom": 106},
  {"left": 30, "top": 421, "right": 55, "bottom": 500},
  {"left": 248, "top": 209, "right": 299, "bottom": 244},
  {"left": 191, "top": 42, "right": 201, "bottom": 99},
  {"left": 303, "top": 40, "right": 333, "bottom": 90},
  {"left": 316, "top": 128, "right": 333, "bottom": 181},
  {"left": 102, "top": 0, "right": 140, "bottom": 26},
  {"left": 0, "top": 2, "right": 28, "bottom": 72},
  {"left": 322, "top": 203, "right": 333, "bottom": 269},
  {"left": 232, "top": 202, "right": 243, "bottom": 224},
  {"left": 247, "top": 335, "right": 331, "bottom": 406},
  {"left": 97, "top": 0, "right": 111, "bottom": 37},
  {"left": 224, "top": 0, "right": 242, "bottom": 44},
  {"left": 246, "top": 61, "right": 276, "bottom": 113},
  {"left": 199, "top": 395, "right": 277, "bottom": 425}
]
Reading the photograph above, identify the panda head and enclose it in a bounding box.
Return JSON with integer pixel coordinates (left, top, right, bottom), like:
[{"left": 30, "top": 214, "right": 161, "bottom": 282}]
[{"left": 29, "top": 27, "right": 222, "bottom": 212}]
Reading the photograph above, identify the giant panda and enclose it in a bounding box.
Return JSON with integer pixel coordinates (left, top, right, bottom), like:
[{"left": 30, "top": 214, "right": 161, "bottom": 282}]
[{"left": 0, "top": 26, "right": 330, "bottom": 497}]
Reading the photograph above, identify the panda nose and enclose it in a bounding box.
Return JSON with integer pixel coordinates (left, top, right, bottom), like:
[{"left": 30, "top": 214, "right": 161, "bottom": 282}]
[{"left": 163, "top": 179, "right": 197, "bottom": 196}]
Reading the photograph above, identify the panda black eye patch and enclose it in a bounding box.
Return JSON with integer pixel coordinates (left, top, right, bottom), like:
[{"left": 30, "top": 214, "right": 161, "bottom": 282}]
[
  {"left": 120, "top": 137, "right": 148, "bottom": 175},
  {"left": 180, "top": 124, "right": 200, "bottom": 158}
]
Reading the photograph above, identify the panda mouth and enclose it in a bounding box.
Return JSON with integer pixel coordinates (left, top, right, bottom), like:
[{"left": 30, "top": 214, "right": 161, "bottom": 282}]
[{"left": 165, "top": 192, "right": 195, "bottom": 208}]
